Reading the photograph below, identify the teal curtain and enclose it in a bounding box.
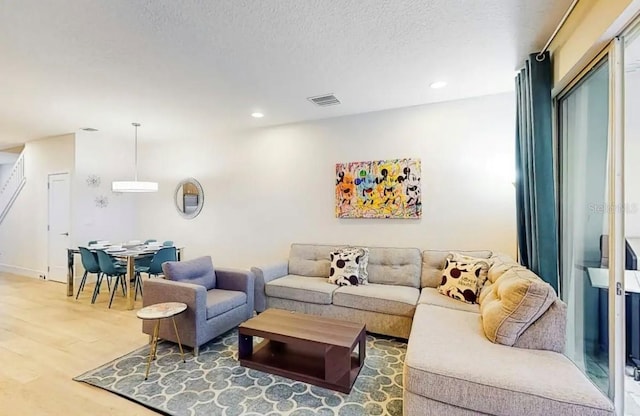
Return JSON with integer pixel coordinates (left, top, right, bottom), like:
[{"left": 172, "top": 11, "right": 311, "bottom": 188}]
[{"left": 515, "top": 52, "right": 559, "bottom": 292}]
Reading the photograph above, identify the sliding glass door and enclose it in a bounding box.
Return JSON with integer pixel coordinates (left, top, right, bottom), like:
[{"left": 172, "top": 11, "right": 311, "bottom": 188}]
[
  {"left": 558, "top": 16, "right": 640, "bottom": 414},
  {"left": 558, "top": 57, "right": 611, "bottom": 394},
  {"left": 624, "top": 22, "right": 640, "bottom": 415}
]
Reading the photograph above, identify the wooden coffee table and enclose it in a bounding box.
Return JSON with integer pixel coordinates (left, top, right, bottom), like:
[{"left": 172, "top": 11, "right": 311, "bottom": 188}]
[{"left": 238, "top": 309, "right": 366, "bottom": 393}]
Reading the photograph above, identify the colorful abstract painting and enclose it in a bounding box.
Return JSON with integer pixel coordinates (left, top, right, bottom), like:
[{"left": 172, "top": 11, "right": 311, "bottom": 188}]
[{"left": 335, "top": 158, "right": 421, "bottom": 218}]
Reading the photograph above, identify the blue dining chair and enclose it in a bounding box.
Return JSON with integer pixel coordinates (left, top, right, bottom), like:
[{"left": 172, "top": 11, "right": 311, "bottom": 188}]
[
  {"left": 137, "top": 247, "right": 177, "bottom": 279},
  {"left": 135, "top": 256, "right": 151, "bottom": 272},
  {"left": 162, "top": 240, "right": 174, "bottom": 247},
  {"left": 77, "top": 247, "right": 105, "bottom": 301},
  {"left": 96, "top": 250, "right": 128, "bottom": 308}
]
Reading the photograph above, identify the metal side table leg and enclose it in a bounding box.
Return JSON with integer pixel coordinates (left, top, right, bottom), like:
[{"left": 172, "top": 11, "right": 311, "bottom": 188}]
[
  {"left": 145, "top": 320, "right": 160, "bottom": 380},
  {"left": 172, "top": 316, "right": 186, "bottom": 363}
]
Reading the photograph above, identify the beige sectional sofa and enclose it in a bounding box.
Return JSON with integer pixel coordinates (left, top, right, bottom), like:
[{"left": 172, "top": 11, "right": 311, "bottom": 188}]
[
  {"left": 251, "top": 244, "right": 614, "bottom": 416},
  {"left": 406, "top": 251, "right": 614, "bottom": 416}
]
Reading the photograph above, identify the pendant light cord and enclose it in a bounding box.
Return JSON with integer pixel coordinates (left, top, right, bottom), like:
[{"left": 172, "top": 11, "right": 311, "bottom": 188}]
[{"left": 133, "top": 122, "right": 140, "bottom": 181}]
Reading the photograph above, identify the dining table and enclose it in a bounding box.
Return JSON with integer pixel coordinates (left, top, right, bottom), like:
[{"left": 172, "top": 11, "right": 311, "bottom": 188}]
[{"left": 67, "top": 245, "right": 183, "bottom": 310}]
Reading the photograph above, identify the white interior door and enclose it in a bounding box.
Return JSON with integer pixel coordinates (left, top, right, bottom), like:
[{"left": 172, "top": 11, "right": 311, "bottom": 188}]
[{"left": 47, "top": 173, "right": 70, "bottom": 283}]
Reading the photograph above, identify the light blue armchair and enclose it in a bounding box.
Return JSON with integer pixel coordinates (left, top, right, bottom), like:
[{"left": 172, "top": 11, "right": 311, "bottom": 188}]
[{"left": 142, "top": 256, "right": 254, "bottom": 356}]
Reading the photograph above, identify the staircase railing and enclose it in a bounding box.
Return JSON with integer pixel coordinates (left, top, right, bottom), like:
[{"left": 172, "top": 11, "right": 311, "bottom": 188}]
[{"left": 0, "top": 150, "right": 26, "bottom": 224}]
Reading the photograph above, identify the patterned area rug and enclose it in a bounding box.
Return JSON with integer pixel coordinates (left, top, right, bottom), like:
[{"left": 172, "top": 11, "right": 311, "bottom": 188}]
[{"left": 74, "top": 329, "right": 406, "bottom": 416}]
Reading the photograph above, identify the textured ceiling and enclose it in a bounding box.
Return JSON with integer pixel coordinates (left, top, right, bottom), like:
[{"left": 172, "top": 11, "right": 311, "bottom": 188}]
[{"left": 0, "top": 0, "right": 572, "bottom": 144}]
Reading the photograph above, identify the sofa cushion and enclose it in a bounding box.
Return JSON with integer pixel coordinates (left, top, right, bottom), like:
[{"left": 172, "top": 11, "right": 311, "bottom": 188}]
[
  {"left": 488, "top": 252, "right": 522, "bottom": 284},
  {"left": 418, "top": 288, "right": 480, "bottom": 314},
  {"left": 265, "top": 274, "right": 338, "bottom": 305},
  {"left": 437, "top": 256, "right": 489, "bottom": 304},
  {"left": 421, "top": 250, "right": 493, "bottom": 288},
  {"left": 333, "top": 284, "right": 419, "bottom": 317},
  {"left": 481, "top": 268, "right": 556, "bottom": 346},
  {"left": 205, "top": 289, "right": 247, "bottom": 319},
  {"left": 405, "top": 305, "right": 614, "bottom": 416},
  {"left": 329, "top": 248, "right": 363, "bottom": 286},
  {"left": 162, "top": 256, "right": 216, "bottom": 290},
  {"left": 367, "top": 247, "right": 421, "bottom": 288},
  {"left": 513, "top": 299, "right": 567, "bottom": 353},
  {"left": 289, "top": 244, "right": 338, "bottom": 277}
]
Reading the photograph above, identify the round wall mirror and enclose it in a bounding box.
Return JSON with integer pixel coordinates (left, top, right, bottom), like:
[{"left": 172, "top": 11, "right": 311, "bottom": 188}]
[{"left": 175, "top": 178, "right": 204, "bottom": 219}]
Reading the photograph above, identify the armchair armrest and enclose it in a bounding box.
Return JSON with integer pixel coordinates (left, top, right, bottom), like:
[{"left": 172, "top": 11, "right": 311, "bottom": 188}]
[
  {"left": 251, "top": 261, "right": 288, "bottom": 313},
  {"left": 142, "top": 279, "right": 207, "bottom": 347},
  {"left": 216, "top": 267, "right": 255, "bottom": 314}
]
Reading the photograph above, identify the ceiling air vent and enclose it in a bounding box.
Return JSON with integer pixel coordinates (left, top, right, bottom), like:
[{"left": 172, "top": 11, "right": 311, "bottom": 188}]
[{"left": 308, "top": 94, "right": 341, "bottom": 107}]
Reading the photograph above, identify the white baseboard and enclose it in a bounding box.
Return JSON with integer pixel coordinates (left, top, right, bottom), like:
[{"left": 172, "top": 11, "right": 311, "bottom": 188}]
[
  {"left": 0, "top": 263, "right": 45, "bottom": 279},
  {"left": 0, "top": 264, "right": 99, "bottom": 287}
]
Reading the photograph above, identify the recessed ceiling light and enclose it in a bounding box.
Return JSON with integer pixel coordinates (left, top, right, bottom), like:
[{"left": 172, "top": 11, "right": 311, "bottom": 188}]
[
  {"left": 429, "top": 81, "right": 447, "bottom": 89},
  {"left": 251, "top": 112, "right": 264, "bottom": 118}
]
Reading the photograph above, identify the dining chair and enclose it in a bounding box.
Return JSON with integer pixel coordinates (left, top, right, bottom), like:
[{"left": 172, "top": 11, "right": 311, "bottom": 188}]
[
  {"left": 162, "top": 240, "right": 174, "bottom": 247},
  {"left": 88, "top": 240, "right": 98, "bottom": 245},
  {"left": 96, "top": 250, "right": 129, "bottom": 308},
  {"left": 137, "top": 247, "right": 178, "bottom": 280},
  {"left": 77, "top": 247, "right": 107, "bottom": 301}
]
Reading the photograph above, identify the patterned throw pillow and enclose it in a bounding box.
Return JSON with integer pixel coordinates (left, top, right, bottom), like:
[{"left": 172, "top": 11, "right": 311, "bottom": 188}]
[
  {"left": 339, "top": 246, "right": 370, "bottom": 285},
  {"left": 329, "top": 248, "right": 363, "bottom": 286},
  {"left": 437, "top": 254, "right": 490, "bottom": 304},
  {"left": 447, "top": 251, "right": 493, "bottom": 295}
]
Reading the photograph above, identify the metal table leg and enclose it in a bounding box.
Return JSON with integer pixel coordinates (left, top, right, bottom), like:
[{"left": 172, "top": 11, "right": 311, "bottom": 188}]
[
  {"left": 145, "top": 320, "right": 160, "bottom": 380},
  {"left": 172, "top": 316, "right": 186, "bottom": 363},
  {"left": 67, "top": 249, "right": 74, "bottom": 297},
  {"left": 126, "top": 256, "right": 135, "bottom": 310}
]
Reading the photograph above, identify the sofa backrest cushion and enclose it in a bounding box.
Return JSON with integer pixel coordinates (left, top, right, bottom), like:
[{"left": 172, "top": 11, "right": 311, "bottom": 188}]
[
  {"left": 289, "top": 244, "right": 421, "bottom": 287},
  {"left": 480, "top": 267, "right": 556, "bottom": 346},
  {"left": 289, "top": 244, "right": 339, "bottom": 277},
  {"left": 479, "top": 253, "right": 525, "bottom": 304},
  {"left": 421, "top": 250, "right": 493, "bottom": 288},
  {"left": 513, "top": 299, "right": 567, "bottom": 353},
  {"left": 487, "top": 252, "right": 522, "bottom": 284},
  {"left": 162, "top": 256, "right": 216, "bottom": 290},
  {"left": 367, "top": 247, "right": 422, "bottom": 288}
]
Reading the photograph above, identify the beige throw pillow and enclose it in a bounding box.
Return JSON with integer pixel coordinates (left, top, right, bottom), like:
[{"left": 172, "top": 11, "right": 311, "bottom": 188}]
[{"left": 481, "top": 268, "right": 556, "bottom": 346}]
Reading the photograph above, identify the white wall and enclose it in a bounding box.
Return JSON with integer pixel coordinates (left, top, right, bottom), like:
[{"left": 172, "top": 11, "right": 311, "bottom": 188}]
[
  {"left": 136, "top": 92, "right": 517, "bottom": 268},
  {"left": 626, "top": 70, "right": 640, "bottom": 236},
  {"left": 0, "top": 129, "right": 141, "bottom": 279},
  {"left": 0, "top": 134, "right": 74, "bottom": 277},
  {"left": 72, "top": 131, "right": 139, "bottom": 247}
]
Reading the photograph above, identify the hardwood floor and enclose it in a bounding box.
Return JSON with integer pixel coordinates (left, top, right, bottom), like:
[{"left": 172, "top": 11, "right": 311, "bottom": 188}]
[{"left": 0, "top": 273, "right": 157, "bottom": 415}]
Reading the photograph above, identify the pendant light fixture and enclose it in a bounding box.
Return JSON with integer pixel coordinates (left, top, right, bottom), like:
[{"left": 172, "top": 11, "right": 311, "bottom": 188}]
[{"left": 112, "top": 122, "right": 158, "bottom": 193}]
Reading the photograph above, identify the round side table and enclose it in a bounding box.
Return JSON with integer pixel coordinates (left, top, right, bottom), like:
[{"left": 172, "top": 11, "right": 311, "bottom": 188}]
[{"left": 137, "top": 301, "right": 187, "bottom": 380}]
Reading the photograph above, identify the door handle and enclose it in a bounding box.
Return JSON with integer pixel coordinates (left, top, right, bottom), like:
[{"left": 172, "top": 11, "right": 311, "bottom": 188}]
[{"left": 60, "top": 232, "right": 69, "bottom": 236}]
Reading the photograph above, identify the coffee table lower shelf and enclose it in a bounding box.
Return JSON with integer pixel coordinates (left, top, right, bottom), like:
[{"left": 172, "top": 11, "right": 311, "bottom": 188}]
[{"left": 239, "top": 338, "right": 362, "bottom": 394}]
